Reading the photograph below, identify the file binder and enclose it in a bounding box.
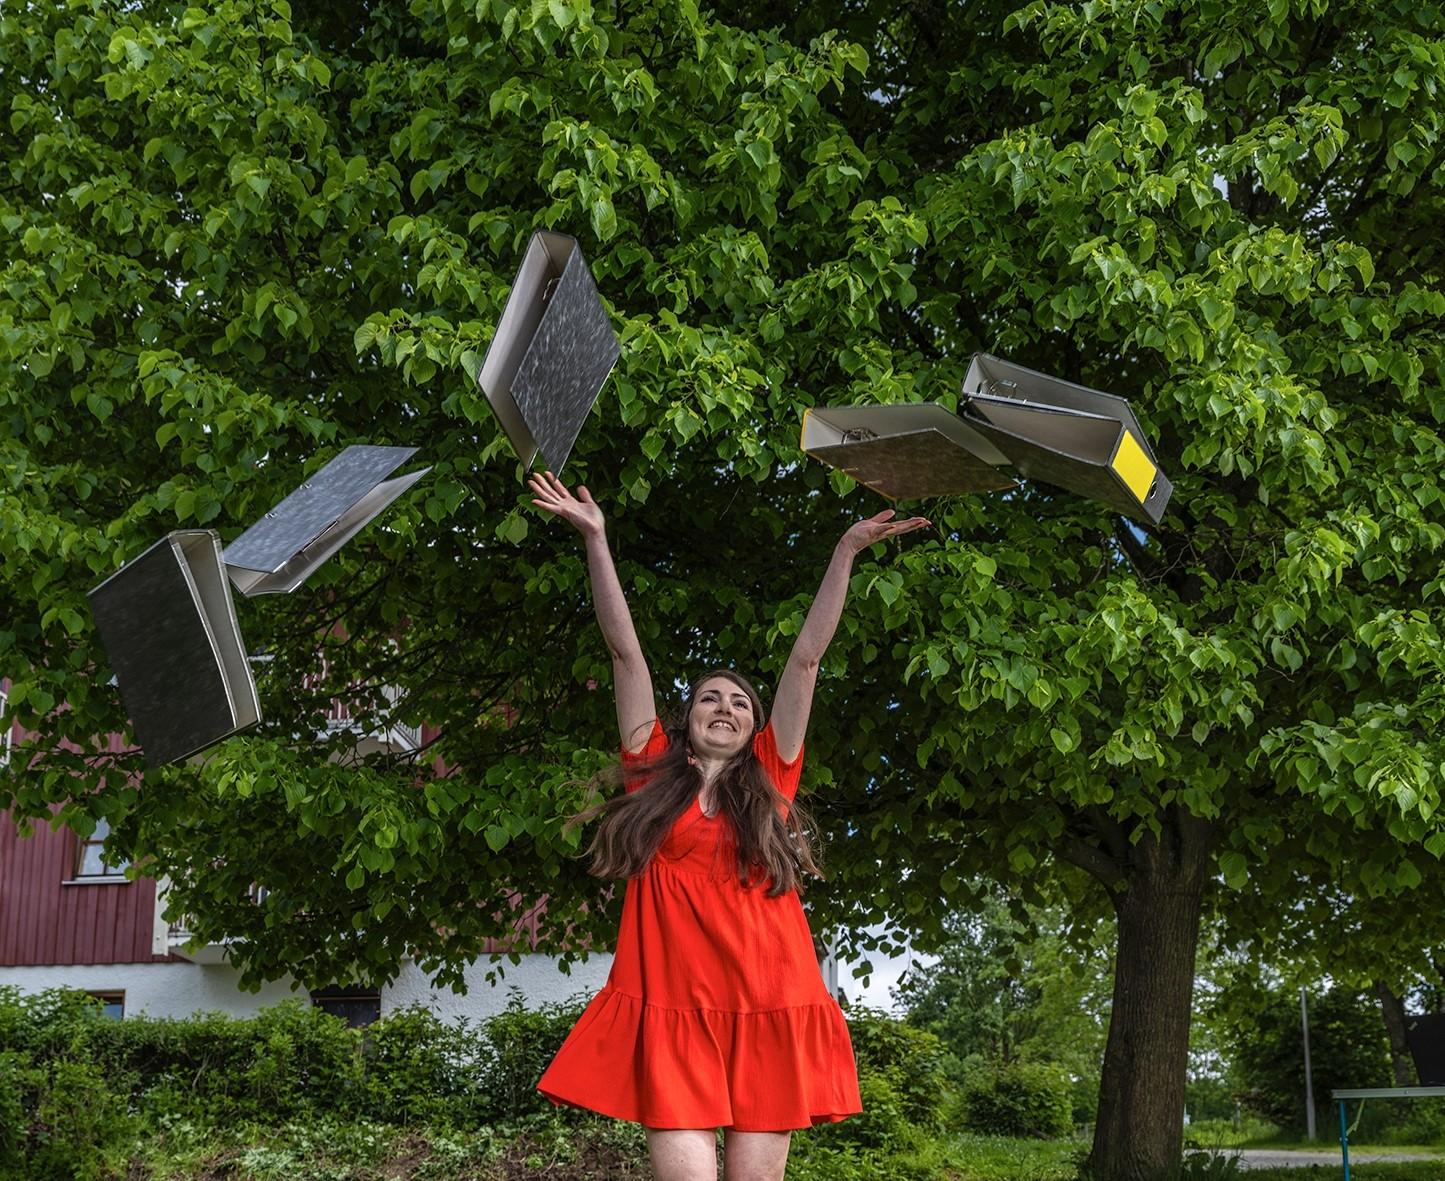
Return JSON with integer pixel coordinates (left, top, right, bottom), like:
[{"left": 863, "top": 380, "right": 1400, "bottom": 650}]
[
  {"left": 223, "top": 445, "right": 428, "bottom": 596},
  {"left": 801, "top": 403, "right": 1017, "bottom": 501},
  {"left": 477, "top": 230, "right": 620, "bottom": 474},
  {"left": 802, "top": 355, "right": 1171, "bottom": 523},
  {"left": 959, "top": 353, "right": 1172, "bottom": 525},
  {"left": 88, "top": 530, "right": 260, "bottom": 767}
]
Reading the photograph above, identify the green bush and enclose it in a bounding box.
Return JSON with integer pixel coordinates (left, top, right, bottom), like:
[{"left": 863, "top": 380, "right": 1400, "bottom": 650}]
[
  {"left": 804, "top": 1006, "right": 949, "bottom": 1151},
  {"left": 0, "top": 1050, "right": 135, "bottom": 1181},
  {"left": 85, "top": 998, "right": 363, "bottom": 1123},
  {"left": 477, "top": 991, "right": 588, "bottom": 1121},
  {"left": 845, "top": 1007, "right": 949, "bottom": 1130},
  {"left": 357, "top": 1005, "right": 489, "bottom": 1126},
  {"left": 0, "top": 987, "right": 139, "bottom": 1180},
  {"left": 0, "top": 983, "right": 967, "bottom": 1160},
  {"left": 960, "top": 1057, "right": 1073, "bottom": 1139}
]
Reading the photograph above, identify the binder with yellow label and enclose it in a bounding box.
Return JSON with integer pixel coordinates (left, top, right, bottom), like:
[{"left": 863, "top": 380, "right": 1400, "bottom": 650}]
[
  {"left": 800, "top": 354, "right": 1171, "bottom": 524},
  {"left": 959, "top": 353, "right": 1171, "bottom": 525}
]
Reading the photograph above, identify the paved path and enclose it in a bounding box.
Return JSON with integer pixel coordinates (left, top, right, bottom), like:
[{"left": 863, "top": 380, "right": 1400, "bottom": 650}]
[{"left": 1229, "top": 1148, "right": 1441, "bottom": 1170}]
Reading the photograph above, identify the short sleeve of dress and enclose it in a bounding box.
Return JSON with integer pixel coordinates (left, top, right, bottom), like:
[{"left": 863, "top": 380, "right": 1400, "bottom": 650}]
[
  {"left": 752, "top": 720, "right": 804, "bottom": 803},
  {"left": 620, "top": 719, "right": 669, "bottom": 793}
]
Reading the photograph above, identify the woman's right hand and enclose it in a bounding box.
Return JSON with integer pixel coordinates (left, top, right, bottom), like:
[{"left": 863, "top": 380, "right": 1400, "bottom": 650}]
[{"left": 529, "top": 470, "right": 606, "bottom": 539}]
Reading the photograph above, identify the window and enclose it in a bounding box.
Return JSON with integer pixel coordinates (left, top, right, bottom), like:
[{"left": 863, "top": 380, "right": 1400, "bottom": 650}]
[
  {"left": 73, "top": 816, "right": 129, "bottom": 881},
  {"left": 310, "top": 986, "right": 381, "bottom": 1027},
  {"left": 86, "top": 991, "right": 124, "bottom": 1020},
  {"left": 0, "top": 685, "right": 11, "bottom": 769}
]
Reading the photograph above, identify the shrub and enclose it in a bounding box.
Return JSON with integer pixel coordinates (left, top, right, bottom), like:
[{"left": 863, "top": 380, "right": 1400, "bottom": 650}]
[
  {"left": 0, "top": 1051, "right": 135, "bottom": 1181},
  {"left": 844, "top": 1007, "right": 949, "bottom": 1131},
  {"left": 477, "top": 991, "right": 589, "bottom": 1121},
  {"left": 806, "top": 1006, "right": 949, "bottom": 1151},
  {"left": 358, "top": 1005, "right": 489, "bottom": 1126},
  {"left": 86, "top": 998, "right": 363, "bottom": 1123},
  {"left": 960, "top": 1057, "right": 1073, "bottom": 1138}
]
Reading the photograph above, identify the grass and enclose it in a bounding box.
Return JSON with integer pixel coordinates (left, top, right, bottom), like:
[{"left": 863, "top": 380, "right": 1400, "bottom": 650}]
[
  {"left": 937, "top": 1133, "right": 1083, "bottom": 1180},
  {"left": 117, "top": 1122, "right": 1086, "bottom": 1181},
  {"left": 1241, "top": 1167, "right": 1445, "bottom": 1180},
  {"left": 105, "top": 1118, "right": 1445, "bottom": 1181}
]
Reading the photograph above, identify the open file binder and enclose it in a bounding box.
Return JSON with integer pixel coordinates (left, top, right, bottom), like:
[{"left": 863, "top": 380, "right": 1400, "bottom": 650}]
[
  {"left": 223, "top": 445, "right": 428, "bottom": 596},
  {"left": 477, "top": 230, "right": 621, "bottom": 474},
  {"left": 800, "top": 403, "right": 1018, "bottom": 501},
  {"left": 959, "top": 354, "right": 1172, "bottom": 525},
  {"left": 89, "top": 446, "right": 429, "bottom": 765},
  {"left": 88, "top": 531, "right": 260, "bottom": 767},
  {"left": 802, "top": 354, "right": 1172, "bottom": 524}
]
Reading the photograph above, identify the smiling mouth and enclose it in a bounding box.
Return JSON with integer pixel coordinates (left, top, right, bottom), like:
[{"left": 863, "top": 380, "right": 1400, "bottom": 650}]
[{"left": 707, "top": 721, "right": 736, "bottom": 732}]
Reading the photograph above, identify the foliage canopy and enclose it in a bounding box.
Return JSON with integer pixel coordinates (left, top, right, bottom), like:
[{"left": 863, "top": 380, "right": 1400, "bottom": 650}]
[{"left": 4, "top": 0, "right": 1445, "bottom": 1170}]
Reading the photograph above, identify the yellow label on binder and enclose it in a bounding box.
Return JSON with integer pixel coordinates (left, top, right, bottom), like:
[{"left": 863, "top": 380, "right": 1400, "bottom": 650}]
[{"left": 1111, "top": 430, "right": 1156, "bottom": 504}]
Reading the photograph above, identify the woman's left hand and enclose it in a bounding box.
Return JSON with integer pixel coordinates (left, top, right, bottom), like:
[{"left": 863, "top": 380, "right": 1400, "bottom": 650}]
[{"left": 839, "top": 509, "right": 932, "bottom": 555}]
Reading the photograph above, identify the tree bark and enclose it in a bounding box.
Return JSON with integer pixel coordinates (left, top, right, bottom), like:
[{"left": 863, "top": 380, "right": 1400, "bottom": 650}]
[
  {"left": 1375, "top": 980, "right": 1416, "bottom": 1086},
  {"left": 1082, "top": 808, "right": 1214, "bottom": 1181}
]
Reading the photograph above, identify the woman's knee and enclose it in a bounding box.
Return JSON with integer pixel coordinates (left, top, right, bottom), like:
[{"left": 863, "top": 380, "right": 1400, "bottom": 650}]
[
  {"left": 720, "top": 1128, "right": 792, "bottom": 1181},
  {"left": 645, "top": 1127, "right": 719, "bottom": 1181}
]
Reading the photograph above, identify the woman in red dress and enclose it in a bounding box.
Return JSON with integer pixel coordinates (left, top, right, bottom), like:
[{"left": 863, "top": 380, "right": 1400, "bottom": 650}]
[{"left": 529, "top": 471, "right": 928, "bottom": 1181}]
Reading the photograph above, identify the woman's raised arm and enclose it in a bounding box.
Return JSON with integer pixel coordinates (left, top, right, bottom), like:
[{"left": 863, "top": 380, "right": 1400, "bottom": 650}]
[
  {"left": 529, "top": 471, "right": 657, "bottom": 753},
  {"left": 770, "top": 509, "right": 931, "bottom": 763}
]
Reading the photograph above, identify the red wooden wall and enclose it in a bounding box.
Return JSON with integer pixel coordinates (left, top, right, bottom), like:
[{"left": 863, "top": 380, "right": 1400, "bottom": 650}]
[{"left": 0, "top": 812, "right": 175, "bottom": 966}]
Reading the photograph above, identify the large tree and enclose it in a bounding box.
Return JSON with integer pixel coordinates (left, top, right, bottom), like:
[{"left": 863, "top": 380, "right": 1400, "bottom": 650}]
[{"left": 3, "top": 1, "right": 1444, "bottom": 1178}]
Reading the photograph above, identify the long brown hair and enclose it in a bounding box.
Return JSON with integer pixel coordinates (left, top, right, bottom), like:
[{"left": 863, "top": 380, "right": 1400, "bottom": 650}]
[{"left": 573, "top": 670, "right": 824, "bottom": 897}]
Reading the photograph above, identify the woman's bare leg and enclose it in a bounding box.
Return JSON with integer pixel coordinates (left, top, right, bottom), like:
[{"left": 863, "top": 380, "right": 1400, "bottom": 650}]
[
  {"left": 645, "top": 1128, "right": 718, "bottom": 1181},
  {"left": 721, "top": 1129, "right": 792, "bottom": 1181}
]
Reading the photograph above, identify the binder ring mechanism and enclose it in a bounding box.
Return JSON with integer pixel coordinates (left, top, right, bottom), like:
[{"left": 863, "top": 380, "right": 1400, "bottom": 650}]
[
  {"left": 263, "top": 481, "right": 313, "bottom": 519},
  {"left": 841, "top": 428, "right": 879, "bottom": 444}
]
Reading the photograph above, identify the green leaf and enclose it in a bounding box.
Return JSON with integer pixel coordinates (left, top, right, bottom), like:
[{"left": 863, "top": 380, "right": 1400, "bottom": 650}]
[
  {"left": 1219, "top": 852, "right": 1248, "bottom": 889},
  {"left": 590, "top": 196, "right": 617, "bottom": 240}
]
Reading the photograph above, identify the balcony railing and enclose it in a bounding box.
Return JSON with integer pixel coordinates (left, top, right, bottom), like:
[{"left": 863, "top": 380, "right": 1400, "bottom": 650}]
[{"left": 157, "top": 882, "right": 269, "bottom": 962}]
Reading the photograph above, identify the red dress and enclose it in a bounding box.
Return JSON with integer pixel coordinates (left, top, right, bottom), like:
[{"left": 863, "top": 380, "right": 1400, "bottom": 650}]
[{"left": 537, "top": 718, "right": 862, "bottom": 1131}]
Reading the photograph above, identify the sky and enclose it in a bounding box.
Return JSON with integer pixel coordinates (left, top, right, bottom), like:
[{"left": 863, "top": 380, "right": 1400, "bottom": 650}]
[{"left": 831, "top": 924, "right": 938, "bottom": 1016}]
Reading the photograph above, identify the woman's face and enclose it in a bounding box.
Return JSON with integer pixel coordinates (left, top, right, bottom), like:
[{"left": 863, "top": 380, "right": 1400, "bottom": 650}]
[{"left": 687, "top": 675, "right": 756, "bottom": 761}]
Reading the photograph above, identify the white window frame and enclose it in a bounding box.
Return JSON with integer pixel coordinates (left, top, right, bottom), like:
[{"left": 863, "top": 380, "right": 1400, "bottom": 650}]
[
  {"left": 0, "top": 686, "right": 11, "bottom": 769},
  {"left": 67, "top": 815, "right": 130, "bottom": 884}
]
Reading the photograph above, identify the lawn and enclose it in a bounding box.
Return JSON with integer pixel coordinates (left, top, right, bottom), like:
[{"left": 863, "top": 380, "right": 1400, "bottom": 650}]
[{"left": 104, "top": 1119, "right": 1445, "bottom": 1181}]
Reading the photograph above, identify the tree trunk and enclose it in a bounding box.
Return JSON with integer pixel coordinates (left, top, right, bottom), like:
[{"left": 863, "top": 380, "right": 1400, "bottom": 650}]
[
  {"left": 1081, "top": 809, "right": 1214, "bottom": 1181},
  {"left": 1375, "top": 981, "right": 1416, "bottom": 1086}
]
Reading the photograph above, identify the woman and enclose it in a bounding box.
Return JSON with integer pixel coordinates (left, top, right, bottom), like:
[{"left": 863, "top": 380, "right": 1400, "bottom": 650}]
[{"left": 530, "top": 470, "right": 928, "bottom": 1181}]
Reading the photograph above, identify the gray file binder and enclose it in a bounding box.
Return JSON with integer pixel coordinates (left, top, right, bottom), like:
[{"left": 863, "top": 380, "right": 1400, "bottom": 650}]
[
  {"left": 801, "top": 403, "right": 1017, "bottom": 501},
  {"left": 802, "top": 357, "right": 1171, "bottom": 522},
  {"left": 223, "top": 445, "right": 429, "bottom": 596},
  {"left": 478, "top": 230, "right": 620, "bottom": 474},
  {"left": 960, "top": 353, "right": 1173, "bottom": 525},
  {"left": 88, "top": 531, "right": 260, "bottom": 767}
]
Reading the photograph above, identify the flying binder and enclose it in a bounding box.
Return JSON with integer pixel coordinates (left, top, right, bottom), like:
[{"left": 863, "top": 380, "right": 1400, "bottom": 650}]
[
  {"left": 477, "top": 230, "right": 620, "bottom": 474},
  {"left": 802, "top": 355, "right": 1171, "bottom": 523},
  {"left": 959, "top": 354, "right": 1172, "bottom": 525},
  {"left": 801, "top": 404, "right": 1017, "bottom": 501},
  {"left": 88, "top": 530, "right": 260, "bottom": 767},
  {"left": 223, "top": 445, "right": 429, "bottom": 596}
]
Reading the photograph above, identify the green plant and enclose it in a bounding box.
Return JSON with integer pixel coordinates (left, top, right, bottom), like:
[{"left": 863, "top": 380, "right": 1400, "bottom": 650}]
[
  {"left": 1176, "top": 1149, "right": 1243, "bottom": 1181},
  {"left": 478, "top": 992, "right": 589, "bottom": 1121},
  {"left": 960, "top": 1058, "right": 1073, "bottom": 1139},
  {"left": 358, "top": 1004, "right": 488, "bottom": 1126}
]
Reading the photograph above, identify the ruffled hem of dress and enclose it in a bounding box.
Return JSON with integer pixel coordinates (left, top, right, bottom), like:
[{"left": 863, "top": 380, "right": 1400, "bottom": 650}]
[{"left": 536, "top": 984, "right": 863, "bottom": 1131}]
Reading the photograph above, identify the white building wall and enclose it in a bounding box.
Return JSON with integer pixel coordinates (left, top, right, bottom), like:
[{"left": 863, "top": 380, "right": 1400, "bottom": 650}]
[
  {"left": 0, "top": 962, "right": 302, "bottom": 1017},
  {"left": 385, "top": 953, "right": 613, "bottom": 1020},
  {"left": 0, "top": 953, "right": 613, "bottom": 1021}
]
